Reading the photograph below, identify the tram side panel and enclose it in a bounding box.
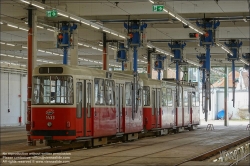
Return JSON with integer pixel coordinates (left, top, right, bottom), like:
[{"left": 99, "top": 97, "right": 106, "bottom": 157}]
[
  {"left": 192, "top": 91, "right": 200, "bottom": 125},
  {"left": 183, "top": 89, "right": 191, "bottom": 126}
]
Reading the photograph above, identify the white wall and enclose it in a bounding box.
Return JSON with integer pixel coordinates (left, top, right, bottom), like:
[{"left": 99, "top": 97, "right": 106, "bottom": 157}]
[{"left": 0, "top": 72, "right": 27, "bottom": 126}]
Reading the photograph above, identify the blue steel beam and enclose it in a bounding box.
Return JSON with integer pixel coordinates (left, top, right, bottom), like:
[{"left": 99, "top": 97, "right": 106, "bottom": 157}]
[{"left": 153, "top": 54, "right": 166, "bottom": 80}]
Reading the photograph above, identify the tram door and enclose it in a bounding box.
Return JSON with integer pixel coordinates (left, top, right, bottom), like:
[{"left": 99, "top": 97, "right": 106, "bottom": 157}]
[
  {"left": 76, "top": 79, "right": 92, "bottom": 137},
  {"left": 152, "top": 88, "right": 161, "bottom": 128},
  {"left": 115, "top": 84, "right": 124, "bottom": 133}
]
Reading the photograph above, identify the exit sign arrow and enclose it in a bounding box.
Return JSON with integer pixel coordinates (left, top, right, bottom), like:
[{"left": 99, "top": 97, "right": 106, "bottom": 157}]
[
  {"left": 152, "top": 5, "right": 164, "bottom": 12},
  {"left": 46, "top": 10, "right": 58, "bottom": 18}
]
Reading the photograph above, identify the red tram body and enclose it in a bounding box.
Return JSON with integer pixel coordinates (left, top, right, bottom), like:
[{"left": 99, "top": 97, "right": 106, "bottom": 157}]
[{"left": 30, "top": 64, "right": 200, "bottom": 146}]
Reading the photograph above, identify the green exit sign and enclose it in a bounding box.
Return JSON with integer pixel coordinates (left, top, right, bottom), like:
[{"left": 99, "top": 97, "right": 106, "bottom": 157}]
[
  {"left": 153, "top": 5, "right": 164, "bottom": 12},
  {"left": 46, "top": 10, "right": 58, "bottom": 18}
]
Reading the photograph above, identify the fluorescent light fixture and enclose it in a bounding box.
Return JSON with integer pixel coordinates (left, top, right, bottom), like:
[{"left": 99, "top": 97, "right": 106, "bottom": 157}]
[
  {"left": 240, "top": 59, "right": 249, "bottom": 65},
  {"left": 6, "top": 43, "right": 15, "bottom": 46},
  {"left": 37, "top": 25, "right": 44, "bottom": 29},
  {"left": 147, "top": 45, "right": 152, "bottom": 48},
  {"left": 81, "top": 21, "right": 90, "bottom": 26},
  {"left": 78, "top": 43, "right": 83, "bottom": 45},
  {"left": 25, "top": 22, "right": 28, "bottom": 24},
  {"left": 0, "top": 22, "right": 3, "bottom": 24},
  {"left": 78, "top": 58, "right": 83, "bottom": 60},
  {"left": 94, "top": 61, "right": 98, "bottom": 63},
  {"left": 46, "top": 51, "right": 52, "bottom": 54},
  {"left": 103, "top": 29, "right": 110, "bottom": 33},
  {"left": 84, "top": 44, "right": 90, "bottom": 47},
  {"left": 176, "top": 17, "right": 181, "bottom": 21},
  {"left": 8, "top": 55, "right": 14, "bottom": 57},
  {"left": 99, "top": 44, "right": 103, "bottom": 46},
  {"left": 31, "top": 3, "right": 45, "bottom": 9},
  {"left": 0, "top": 42, "right": 5, "bottom": 44},
  {"left": 22, "top": 46, "right": 27, "bottom": 49},
  {"left": 89, "top": 60, "right": 93, "bottom": 62},
  {"left": 91, "top": 25, "right": 100, "bottom": 29},
  {"left": 70, "top": 17, "right": 80, "bottom": 22},
  {"left": 84, "top": 59, "right": 89, "bottom": 61},
  {"left": 7, "top": 24, "right": 18, "bottom": 28},
  {"left": 47, "top": 28, "right": 55, "bottom": 32},
  {"left": 58, "top": 12, "right": 69, "bottom": 18},
  {"left": 92, "top": 47, "right": 97, "bottom": 50},
  {"left": 38, "top": 49, "right": 45, "bottom": 52},
  {"left": 98, "top": 62, "right": 102, "bottom": 64},
  {"left": 59, "top": 54, "right": 63, "bottom": 56},
  {"left": 21, "top": 64, "right": 26, "bottom": 66},
  {"left": 169, "top": 12, "right": 175, "bottom": 17},
  {"left": 111, "top": 32, "right": 118, "bottom": 36},
  {"left": 19, "top": 27, "right": 28, "bottom": 31},
  {"left": 52, "top": 53, "right": 59, "bottom": 55},
  {"left": 149, "top": 0, "right": 154, "bottom": 4},
  {"left": 23, "top": 57, "right": 27, "bottom": 59},
  {"left": 119, "top": 35, "right": 126, "bottom": 39},
  {"left": 16, "top": 56, "right": 22, "bottom": 58},
  {"left": 48, "top": 62, "right": 53, "bottom": 64},
  {"left": 163, "top": 9, "right": 168, "bottom": 13},
  {"left": 43, "top": 60, "right": 48, "bottom": 63},
  {"left": 97, "top": 49, "right": 102, "bottom": 51},
  {"left": 243, "top": 18, "right": 247, "bottom": 22},
  {"left": 20, "top": 0, "right": 30, "bottom": 4},
  {"left": 182, "top": 21, "right": 187, "bottom": 25},
  {"left": 0, "top": 54, "right": 6, "bottom": 56},
  {"left": 37, "top": 59, "right": 42, "bottom": 62}
]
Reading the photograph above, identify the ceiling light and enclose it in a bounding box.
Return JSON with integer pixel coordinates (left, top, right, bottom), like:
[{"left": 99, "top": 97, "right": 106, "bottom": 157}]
[
  {"left": 20, "top": 0, "right": 30, "bottom": 4},
  {"left": 89, "top": 60, "right": 93, "bottom": 62},
  {"left": 8, "top": 55, "right": 14, "bottom": 57},
  {"left": 103, "top": 29, "right": 110, "bottom": 33},
  {"left": 91, "top": 25, "right": 100, "bottom": 29},
  {"left": 78, "top": 43, "right": 83, "bottom": 45},
  {"left": 31, "top": 3, "right": 44, "bottom": 9},
  {"left": 25, "top": 22, "right": 28, "bottom": 24},
  {"left": 52, "top": 53, "right": 59, "bottom": 55},
  {"left": 22, "top": 46, "right": 27, "bottom": 49},
  {"left": 84, "top": 44, "right": 90, "bottom": 47},
  {"left": 23, "top": 57, "right": 27, "bottom": 59},
  {"left": 119, "top": 35, "right": 126, "bottom": 39},
  {"left": 111, "top": 32, "right": 118, "bottom": 36},
  {"left": 0, "top": 42, "right": 5, "bottom": 44},
  {"left": 92, "top": 47, "right": 97, "bottom": 50},
  {"left": 58, "top": 12, "right": 69, "bottom": 18},
  {"left": 0, "top": 22, "right": 3, "bottom": 24},
  {"left": 47, "top": 28, "right": 55, "bottom": 32},
  {"left": 243, "top": 18, "right": 247, "bottom": 22},
  {"left": 70, "top": 17, "right": 80, "bottom": 22},
  {"left": 37, "top": 59, "right": 42, "bottom": 62},
  {"left": 37, "top": 26, "right": 44, "bottom": 29},
  {"left": 169, "top": 12, "right": 175, "bottom": 17},
  {"left": 46, "top": 51, "right": 52, "bottom": 54},
  {"left": 16, "top": 56, "right": 22, "bottom": 58},
  {"left": 81, "top": 21, "right": 90, "bottom": 26},
  {"left": 38, "top": 49, "right": 45, "bottom": 52},
  {"left": 163, "top": 9, "right": 168, "bottom": 13},
  {"left": 43, "top": 60, "right": 48, "bottom": 63},
  {"left": 0, "top": 54, "right": 6, "bottom": 56},
  {"left": 149, "top": 0, "right": 154, "bottom": 4},
  {"left": 59, "top": 54, "right": 63, "bottom": 56},
  {"left": 84, "top": 59, "right": 88, "bottom": 61},
  {"left": 97, "top": 49, "right": 102, "bottom": 51},
  {"left": 176, "top": 17, "right": 181, "bottom": 21},
  {"left": 48, "top": 62, "right": 53, "bottom": 64},
  {"left": 6, "top": 43, "right": 15, "bottom": 46},
  {"left": 181, "top": 21, "right": 187, "bottom": 25},
  {"left": 19, "top": 27, "right": 28, "bottom": 31},
  {"left": 7, "top": 24, "right": 18, "bottom": 28}
]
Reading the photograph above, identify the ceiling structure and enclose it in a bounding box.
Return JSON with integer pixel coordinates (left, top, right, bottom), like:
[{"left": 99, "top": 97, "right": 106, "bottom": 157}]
[{"left": 0, "top": 0, "right": 249, "bottom": 71}]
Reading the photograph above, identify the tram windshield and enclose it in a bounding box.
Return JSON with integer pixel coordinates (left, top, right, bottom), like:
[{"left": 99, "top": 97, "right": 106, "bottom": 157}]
[{"left": 32, "top": 76, "right": 74, "bottom": 105}]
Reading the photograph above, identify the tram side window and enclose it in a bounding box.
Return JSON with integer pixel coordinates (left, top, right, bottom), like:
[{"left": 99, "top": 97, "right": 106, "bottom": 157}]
[
  {"left": 167, "top": 88, "right": 173, "bottom": 107},
  {"left": 94, "top": 78, "right": 105, "bottom": 105},
  {"left": 137, "top": 84, "right": 142, "bottom": 106},
  {"left": 125, "top": 82, "right": 132, "bottom": 106},
  {"left": 87, "top": 82, "right": 92, "bottom": 118},
  {"left": 184, "top": 91, "right": 188, "bottom": 107},
  {"left": 76, "top": 82, "right": 82, "bottom": 118},
  {"left": 196, "top": 92, "right": 200, "bottom": 107},
  {"left": 162, "top": 87, "right": 167, "bottom": 107},
  {"left": 179, "top": 90, "right": 182, "bottom": 107},
  {"left": 105, "top": 80, "right": 115, "bottom": 106},
  {"left": 192, "top": 92, "right": 196, "bottom": 107},
  {"left": 32, "top": 76, "right": 74, "bottom": 105},
  {"left": 143, "top": 86, "right": 150, "bottom": 106}
]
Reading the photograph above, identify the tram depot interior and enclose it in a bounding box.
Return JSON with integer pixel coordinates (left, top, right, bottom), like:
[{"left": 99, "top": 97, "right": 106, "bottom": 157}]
[{"left": 0, "top": 0, "right": 250, "bottom": 165}]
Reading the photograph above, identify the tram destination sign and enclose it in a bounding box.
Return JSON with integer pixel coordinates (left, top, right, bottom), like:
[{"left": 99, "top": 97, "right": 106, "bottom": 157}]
[
  {"left": 152, "top": 5, "right": 164, "bottom": 12},
  {"left": 46, "top": 10, "right": 58, "bottom": 18}
]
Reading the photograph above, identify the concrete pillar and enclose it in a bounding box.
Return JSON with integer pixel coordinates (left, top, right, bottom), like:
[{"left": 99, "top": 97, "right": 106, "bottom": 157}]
[
  {"left": 70, "top": 29, "right": 78, "bottom": 65},
  {"left": 224, "top": 66, "right": 228, "bottom": 126}
]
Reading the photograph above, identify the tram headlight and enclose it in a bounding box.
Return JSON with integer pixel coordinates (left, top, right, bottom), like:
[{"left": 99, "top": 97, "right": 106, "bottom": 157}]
[{"left": 47, "top": 122, "right": 52, "bottom": 127}]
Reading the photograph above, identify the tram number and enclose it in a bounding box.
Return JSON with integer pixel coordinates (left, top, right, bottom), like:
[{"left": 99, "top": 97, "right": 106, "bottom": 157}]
[{"left": 46, "top": 116, "right": 55, "bottom": 120}]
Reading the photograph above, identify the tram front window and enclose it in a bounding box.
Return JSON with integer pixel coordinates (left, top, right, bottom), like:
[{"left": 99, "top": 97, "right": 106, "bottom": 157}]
[{"left": 32, "top": 76, "right": 74, "bottom": 105}]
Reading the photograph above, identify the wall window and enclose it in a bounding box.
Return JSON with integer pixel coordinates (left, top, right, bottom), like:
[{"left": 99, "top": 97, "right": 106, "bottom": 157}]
[
  {"left": 76, "top": 82, "right": 82, "bottom": 118},
  {"left": 32, "top": 76, "right": 73, "bottom": 105},
  {"left": 143, "top": 86, "right": 150, "bottom": 106},
  {"left": 167, "top": 88, "right": 173, "bottom": 107},
  {"left": 105, "top": 80, "right": 115, "bottom": 105},
  {"left": 125, "top": 82, "right": 132, "bottom": 106},
  {"left": 162, "top": 87, "right": 167, "bottom": 106},
  {"left": 94, "top": 78, "right": 105, "bottom": 105}
]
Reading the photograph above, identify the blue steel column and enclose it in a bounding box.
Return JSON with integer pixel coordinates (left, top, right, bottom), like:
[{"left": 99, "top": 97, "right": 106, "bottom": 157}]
[
  {"left": 196, "top": 20, "right": 220, "bottom": 121},
  {"left": 154, "top": 54, "right": 166, "bottom": 80},
  {"left": 63, "top": 49, "right": 68, "bottom": 64},
  {"left": 133, "top": 46, "right": 138, "bottom": 72},
  {"left": 225, "top": 40, "right": 242, "bottom": 107}
]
